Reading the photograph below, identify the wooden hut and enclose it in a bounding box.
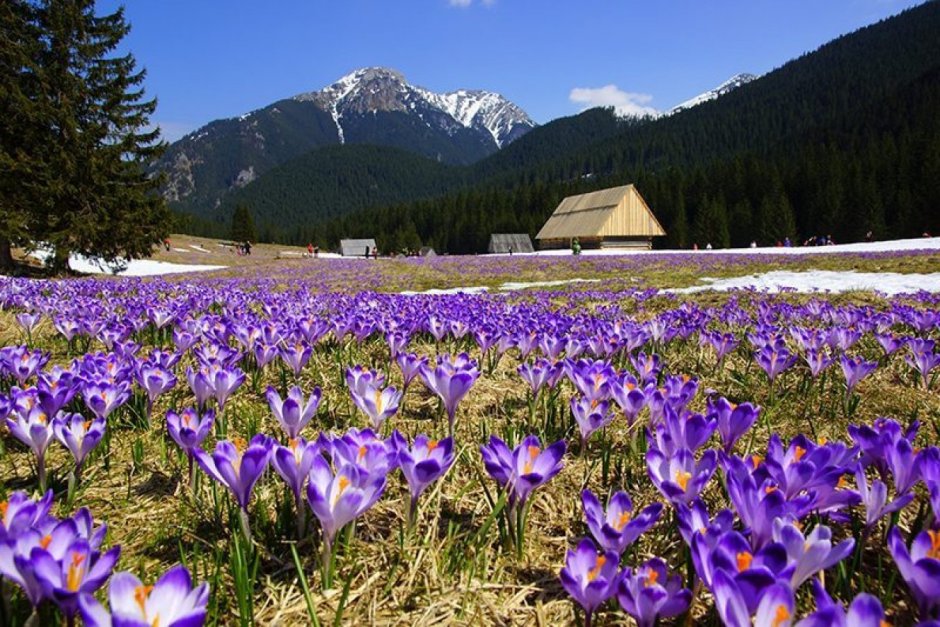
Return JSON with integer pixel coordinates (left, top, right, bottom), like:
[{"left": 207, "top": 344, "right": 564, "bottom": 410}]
[
  {"left": 487, "top": 233, "right": 534, "bottom": 254},
  {"left": 535, "top": 185, "right": 666, "bottom": 250},
  {"left": 340, "top": 238, "right": 377, "bottom": 257}
]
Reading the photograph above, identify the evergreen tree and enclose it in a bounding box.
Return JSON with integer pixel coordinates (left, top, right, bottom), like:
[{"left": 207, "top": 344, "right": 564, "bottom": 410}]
[
  {"left": 4, "top": 0, "right": 169, "bottom": 272},
  {"left": 230, "top": 203, "right": 256, "bottom": 242},
  {"left": 0, "top": 1, "right": 44, "bottom": 270}
]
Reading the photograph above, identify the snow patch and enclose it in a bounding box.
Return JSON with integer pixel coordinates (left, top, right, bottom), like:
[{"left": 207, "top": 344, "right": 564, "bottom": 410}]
[{"left": 667, "top": 270, "right": 940, "bottom": 295}]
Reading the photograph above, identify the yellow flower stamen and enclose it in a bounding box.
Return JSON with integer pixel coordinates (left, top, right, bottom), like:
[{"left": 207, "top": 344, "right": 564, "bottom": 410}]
[
  {"left": 644, "top": 568, "right": 660, "bottom": 587},
  {"left": 587, "top": 555, "right": 606, "bottom": 581},
  {"left": 615, "top": 511, "right": 631, "bottom": 531},
  {"left": 793, "top": 446, "right": 806, "bottom": 462},
  {"left": 523, "top": 445, "right": 540, "bottom": 474},
  {"left": 675, "top": 471, "right": 692, "bottom": 491},
  {"left": 736, "top": 551, "right": 753, "bottom": 572},
  {"left": 135, "top": 584, "right": 153, "bottom": 611},
  {"left": 427, "top": 440, "right": 438, "bottom": 452},
  {"left": 39, "top": 535, "right": 52, "bottom": 549},
  {"left": 928, "top": 529, "right": 940, "bottom": 560},
  {"left": 66, "top": 552, "right": 86, "bottom": 592},
  {"left": 772, "top": 605, "right": 790, "bottom": 627},
  {"left": 751, "top": 455, "right": 762, "bottom": 468}
]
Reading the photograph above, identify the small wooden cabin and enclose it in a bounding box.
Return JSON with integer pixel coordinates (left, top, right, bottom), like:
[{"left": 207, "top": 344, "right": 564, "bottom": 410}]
[
  {"left": 340, "top": 238, "right": 377, "bottom": 257},
  {"left": 535, "top": 185, "right": 666, "bottom": 250}
]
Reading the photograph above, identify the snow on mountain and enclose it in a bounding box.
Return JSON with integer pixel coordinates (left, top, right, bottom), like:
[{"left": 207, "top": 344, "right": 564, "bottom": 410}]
[
  {"left": 670, "top": 73, "right": 758, "bottom": 114},
  {"left": 294, "top": 67, "right": 535, "bottom": 148}
]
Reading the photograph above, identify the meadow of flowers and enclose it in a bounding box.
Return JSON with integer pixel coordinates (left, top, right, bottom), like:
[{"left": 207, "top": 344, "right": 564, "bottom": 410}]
[{"left": 0, "top": 252, "right": 939, "bottom": 626}]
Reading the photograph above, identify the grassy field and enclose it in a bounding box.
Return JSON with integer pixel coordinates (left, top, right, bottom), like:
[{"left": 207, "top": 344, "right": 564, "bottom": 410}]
[{"left": 1, "top": 248, "right": 939, "bottom": 625}]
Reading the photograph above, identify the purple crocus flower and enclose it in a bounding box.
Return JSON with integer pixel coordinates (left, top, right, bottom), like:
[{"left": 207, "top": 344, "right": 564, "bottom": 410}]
[
  {"left": 392, "top": 432, "right": 455, "bottom": 524},
  {"left": 272, "top": 437, "right": 320, "bottom": 537},
  {"left": 840, "top": 354, "right": 878, "bottom": 395},
  {"left": 755, "top": 344, "right": 797, "bottom": 383},
  {"left": 81, "top": 381, "right": 131, "bottom": 421},
  {"left": 5, "top": 405, "right": 55, "bottom": 491},
  {"left": 419, "top": 353, "right": 480, "bottom": 437},
  {"left": 395, "top": 352, "right": 427, "bottom": 392},
  {"left": 558, "top": 538, "right": 619, "bottom": 626},
  {"left": 306, "top": 456, "right": 386, "bottom": 549},
  {"left": 772, "top": 518, "right": 854, "bottom": 588},
  {"left": 480, "top": 434, "right": 566, "bottom": 507},
  {"left": 567, "top": 359, "right": 615, "bottom": 402},
  {"left": 708, "top": 397, "right": 759, "bottom": 453},
  {"left": 210, "top": 366, "right": 245, "bottom": 413},
  {"left": 712, "top": 572, "right": 794, "bottom": 627},
  {"left": 609, "top": 373, "right": 647, "bottom": 426},
  {"left": 347, "top": 368, "right": 403, "bottom": 430},
  {"left": 136, "top": 364, "right": 177, "bottom": 420},
  {"left": 796, "top": 579, "right": 886, "bottom": 627},
  {"left": 855, "top": 467, "right": 914, "bottom": 529},
  {"left": 0, "top": 490, "right": 53, "bottom": 537},
  {"left": 32, "top": 540, "right": 121, "bottom": 618},
  {"left": 887, "top": 526, "right": 940, "bottom": 618},
  {"left": 166, "top": 408, "right": 214, "bottom": 483},
  {"left": 517, "top": 359, "right": 561, "bottom": 399},
  {"left": 8, "top": 347, "right": 49, "bottom": 385},
  {"left": 803, "top": 349, "right": 833, "bottom": 379},
  {"left": 646, "top": 447, "right": 717, "bottom": 505},
  {"left": 617, "top": 557, "right": 692, "bottom": 627},
  {"left": 78, "top": 563, "right": 210, "bottom": 627},
  {"left": 52, "top": 413, "right": 106, "bottom": 474},
  {"left": 265, "top": 385, "right": 321, "bottom": 439},
  {"left": 279, "top": 340, "right": 313, "bottom": 376},
  {"left": 570, "top": 396, "right": 614, "bottom": 449},
  {"left": 581, "top": 489, "right": 662, "bottom": 555},
  {"left": 195, "top": 434, "right": 273, "bottom": 513},
  {"left": 650, "top": 406, "right": 717, "bottom": 455},
  {"left": 906, "top": 339, "right": 940, "bottom": 389},
  {"left": 675, "top": 498, "right": 734, "bottom": 547},
  {"left": 185, "top": 367, "right": 214, "bottom": 410},
  {"left": 36, "top": 367, "right": 79, "bottom": 417}
]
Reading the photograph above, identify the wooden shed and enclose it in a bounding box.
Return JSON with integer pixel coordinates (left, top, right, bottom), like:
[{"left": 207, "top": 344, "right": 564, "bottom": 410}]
[
  {"left": 535, "top": 185, "right": 666, "bottom": 250},
  {"left": 487, "top": 233, "right": 534, "bottom": 254},
  {"left": 339, "top": 238, "right": 377, "bottom": 257}
]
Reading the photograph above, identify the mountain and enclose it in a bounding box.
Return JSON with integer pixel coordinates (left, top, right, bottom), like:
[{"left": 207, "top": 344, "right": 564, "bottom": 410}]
[
  {"left": 669, "top": 73, "right": 759, "bottom": 113},
  {"left": 157, "top": 67, "right": 535, "bottom": 216},
  {"left": 308, "top": 1, "right": 940, "bottom": 253}
]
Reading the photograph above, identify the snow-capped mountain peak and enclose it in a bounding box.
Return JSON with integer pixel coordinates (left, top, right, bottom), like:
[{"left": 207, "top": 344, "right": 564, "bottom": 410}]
[
  {"left": 294, "top": 67, "right": 535, "bottom": 148},
  {"left": 670, "top": 73, "right": 758, "bottom": 113}
]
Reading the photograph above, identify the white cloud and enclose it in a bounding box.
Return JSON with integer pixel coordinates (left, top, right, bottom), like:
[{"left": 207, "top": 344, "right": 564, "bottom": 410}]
[{"left": 569, "top": 84, "right": 660, "bottom": 117}]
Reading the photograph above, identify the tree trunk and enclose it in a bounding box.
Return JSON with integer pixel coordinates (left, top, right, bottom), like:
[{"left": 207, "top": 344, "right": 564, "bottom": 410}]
[{"left": 0, "top": 238, "right": 14, "bottom": 273}]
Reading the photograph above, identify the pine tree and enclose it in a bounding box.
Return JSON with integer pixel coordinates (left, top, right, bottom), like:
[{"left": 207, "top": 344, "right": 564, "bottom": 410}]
[
  {"left": 0, "top": 1, "right": 44, "bottom": 270},
  {"left": 230, "top": 203, "right": 256, "bottom": 242},
  {"left": 7, "top": 0, "right": 169, "bottom": 272}
]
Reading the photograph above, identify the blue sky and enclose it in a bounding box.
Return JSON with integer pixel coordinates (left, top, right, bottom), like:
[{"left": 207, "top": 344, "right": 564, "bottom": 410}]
[{"left": 100, "top": 0, "right": 925, "bottom": 141}]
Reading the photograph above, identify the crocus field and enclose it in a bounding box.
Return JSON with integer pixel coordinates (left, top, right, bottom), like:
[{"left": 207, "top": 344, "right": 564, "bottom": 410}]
[{"left": 1, "top": 249, "right": 940, "bottom": 626}]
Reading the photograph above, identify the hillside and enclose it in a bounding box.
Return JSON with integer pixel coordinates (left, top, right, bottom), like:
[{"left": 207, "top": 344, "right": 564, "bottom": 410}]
[
  {"left": 318, "top": 1, "right": 940, "bottom": 253},
  {"left": 158, "top": 68, "right": 535, "bottom": 218}
]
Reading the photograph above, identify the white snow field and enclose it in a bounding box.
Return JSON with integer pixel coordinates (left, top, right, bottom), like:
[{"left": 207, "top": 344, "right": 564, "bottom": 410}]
[{"left": 669, "top": 270, "right": 940, "bottom": 296}]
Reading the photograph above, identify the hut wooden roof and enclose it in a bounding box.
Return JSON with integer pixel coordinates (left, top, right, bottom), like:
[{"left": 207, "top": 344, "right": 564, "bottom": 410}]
[
  {"left": 535, "top": 185, "right": 666, "bottom": 240},
  {"left": 340, "top": 238, "right": 377, "bottom": 256}
]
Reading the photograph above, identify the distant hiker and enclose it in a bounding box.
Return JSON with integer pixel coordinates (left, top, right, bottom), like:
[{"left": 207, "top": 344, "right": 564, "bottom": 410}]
[
  {"left": 307, "top": 243, "right": 314, "bottom": 257},
  {"left": 364, "top": 245, "right": 370, "bottom": 259},
  {"left": 373, "top": 247, "right": 378, "bottom": 259},
  {"left": 692, "top": 243, "right": 699, "bottom": 251},
  {"left": 571, "top": 237, "right": 581, "bottom": 256},
  {"left": 163, "top": 238, "right": 171, "bottom": 251},
  {"left": 865, "top": 231, "right": 874, "bottom": 242},
  {"left": 509, "top": 246, "right": 513, "bottom": 256},
  {"left": 826, "top": 234, "right": 835, "bottom": 246},
  {"left": 314, "top": 245, "right": 319, "bottom": 258},
  {"left": 749, "top": 240, "right": 757, "bottom": 248},
  {"left": 244, "top": 241, "right": 252, "bottom": 255},
  {"left": 784, "top": 237, "right": 792, "bottom": 247}
]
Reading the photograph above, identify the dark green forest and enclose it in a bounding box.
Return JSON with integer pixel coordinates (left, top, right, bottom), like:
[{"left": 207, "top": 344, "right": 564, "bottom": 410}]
[{"left": 177, "top": 1, "right": 940, "bottom": 252}]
